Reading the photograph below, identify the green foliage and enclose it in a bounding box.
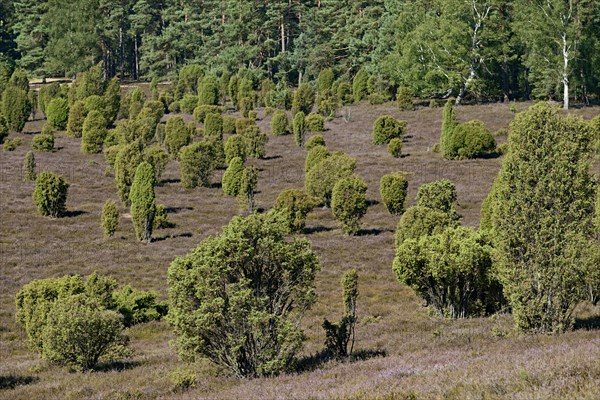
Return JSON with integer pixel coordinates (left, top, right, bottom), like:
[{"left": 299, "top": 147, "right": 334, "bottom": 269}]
[
  {"left": 23, "top": 151, "right": 36, "bottom": 181},
  {"left": 445, "top": 120, "right": 496, "bottom": 159},
  {"left": 317, "top": 69, "right": 335, "bottom": 94},
  {"left": 292, "top": 83, "right": 315, "bottom": 116},
  {"left": 38, "top": 82, "right": 61, "bottom": 116},
  {"left": 273, "top": 189, "right": 316, "bottom": 233},
  {"left": 45, "top": 97, "right": 69, "bottom": 130},
  {"left": 305, "top": 112, "right": 324, "bottom": 132},
  {"left": 368, "top": 92, "right": 387, "bottom": 105},
  {"left": 112, "top": 285, "right": 166, "bottom": 327},
  {"left": 336, "top": 82, "right": 353, "bottom": 105},
  {"left": 222, "top": 157, "right": 245, "bottom": 197},
  {"left": 165, "top": 116, "right": 191, "bottom": 159},
  {"left": 396, "top": 87, "right": 414, "bottom": 111},
  {"left": 129, "top": 162, "right": 156, "bottom": 243},
  {"left": 114, "top": 141, "right": 143, "bottom": 205},
  {"left": 203, "top": 112, "right": 223, "bottom": 142},
  {"left": 125, "top": 88, "right": 146, "bottom": 120},
  {"left": 270, "top": 109, "right": 289, "bottom": 136},
  {"left": 135, "top": 107, "right": 160, "bottom": 144},
  {"left": 0, "top": 114, "right": 8, "bottom": 143},
  {"left": 331, "top": 176, "right": 368, "bottom": 235},
  {"left": 180, "top": 94, "right": 198, "bottom": 114},
  {"left": 192, "top": 104, "right": 222, "bottom": 123},
  {"left": 380, "top": 173, "right": 409, "bottom": 216},
  {"left": 490, "top": 103, "right": 595, "bottom": 333},
  {"left": 41, "top": 295, "right": 126, "bottom": 371},
  {"left": 238, "top": 96, "right": 255, "bottom": 118},
  {"left": 293, "top": 112, "right": 306, "bottom": 147},
  {"left": 352, "top": 68, "right": 369, "bottom": 103},
  {"left": 75, "top": 64, "right": 104, "bottom": 101},
  {"left": 32, "top": 134, "right": 54, "bottom": 152},
  {"left": 9, "top": 68, "right": 29, "bottom": 91},
  {"left": 179, "top": 141, "right": 216, "bottom": 188},
  {"left": 223, "top": 116, "right": 236, "bottom": 134},
  {"left": 103, "top": 78, "right": 121, "bottom": 125},
  {"left": 441, "top": 99, "right": 458, "bottom": 158},
  {"left": 393, "top": 226, "right": 501, "bottom": 318},
  {"left": 167, "top": 212, "right": 320, "bottom": 377},
  {"left": 170, "top": 368, "right": 197, "bottom": 393},
  {"left": 304, "top": 144, "right": 330, "bottom": 174},
  {"left": 416, "top": 179, "right": 460, "bottom": 221},
  {"left": 395, "top": 206, "right": 457, "bottom": 247},
  {"left": 81, "top": 110, "right": 107, "bottom": 154},
  {"left": 372, "top": 115, "right": 407, "bottom": 145},
  {"left": 238, "top": 165, "right": 259, "bottom": 211},
  {"left": 323, "top": 269, "right": 358, "bottom": 358},
  {"left": 388, "top": 138, "right": 403, "bottom": 158},
  {"left": 177, "top": 64, "right": 204, "bottom": 97},
  {"left": 316, "top": 90, "right": 338, "bottom": 117},
  {"left": 305, "top": 135, "right": 325, "bottom": 151},
  {"left": 306, "top": 152, "right": 356, "bottom": 206},
  {"left": 143, "top": 145, "right": 168, "bottom": 182},
  {"left": 66, "top": 100, "right": 86, "bottom": 138},
  {"left": 244, "top": 125, "right": 268, "bottom": 159},
  {"left": 2, "top": 85, "right": 31, "bottom": 133},
  {"left": 101, "top": 200, "right": 119, "bottom": 238},
  {"left": 3, "top": 137, "right": 22, "bottom": 151},
  {"left": 235, "top": 117, "right": 255, "bottom": 135},
  {"left": 84, "top": 94, "right": 107, "bottom": 116},
  {"left": 32, "top": 171, "right": 69, "bottom": 217},
  {"left": 224, "top": 134, "right": 247, "bottom": 164},
  {"left": 198, "top": 74, "right": 219, "bottom": 106}
]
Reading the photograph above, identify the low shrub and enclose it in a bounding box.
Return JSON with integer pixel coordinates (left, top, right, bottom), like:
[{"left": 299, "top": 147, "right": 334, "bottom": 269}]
[
  {"left": 224, "top": 134, "right": 247, "bottom": 163},
  {"left": 388, "top": 138, "right": 403, "bottom": 158},
  {"left": 305, "top": 134, "right": 325, "bottom": 151},
  {"left": 3, "top": 137, "right": 22, "bottom": 151},
  {"left": 305, "top": 112, "right": 324, "bottom": 132},
  {"left": 380, "top": 172, "right": 408, "bottom": 216},
  {"left": 223, "top": 116, "right": 236, "bottom": 134},
  {"left": 32, "top": 171, "right": 69, "bottom": 217},
  {"left": 81, "top": 111, "right": 107, "bottom": 154},
  {"left": 165, "top": 116, "right": 192, "bottom": 159},
  {"left": 395, "top": 205, "right": 456, "bottom": 247},
  {"left": 270, "top": 110, "right": 289, "bottom": 136},
  {"left": 193, "top": 105, "right": 222, "bottom": 123},
  {"left": 444, "top": 120, "right": 496, "bottom": 159},
  {"left": 331, "top": 175, "right": 368, "bottom": 235},
  {"left": 179, "top": 141, "right": 216, "bottom": 188},
  {"left": 101, "top": 200, "right": 119, "bottom": 237},
  {"left": 180, "top": 94, "right": 199, "bottom": 114},
  {"left": 396, "top": 86, "right": 414, "bottom": 111},
  {"left": 244, "top": 125, "right": 268, "bottom": 159},
  {"left": 222, "top": 156, "right": 244, "bottom": 196},
  {"left": 66, "top": 100, "right": 87, "bottom": 138},
  {"left": 372, "top": 115, "right": 406, "bottom": 145},
  {"left": 46, "top": 97, "right": 69, "bottom": 130},
  {"left": 273, "top": 189, "right": 317, "bottom": 233},
  {"left": 305, "top": 151, "right": 356, "bottom": 206},
  {"left": 305, "top": 144, "right": 330, "bottom": 173},
  {"left": 32, "top": 134, "right": 54, "bottom": 152}
]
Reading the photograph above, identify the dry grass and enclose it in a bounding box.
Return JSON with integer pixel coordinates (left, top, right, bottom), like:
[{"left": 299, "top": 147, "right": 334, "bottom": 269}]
[{"left": 1, "top": 95, "right": 599, "bottom": 400}]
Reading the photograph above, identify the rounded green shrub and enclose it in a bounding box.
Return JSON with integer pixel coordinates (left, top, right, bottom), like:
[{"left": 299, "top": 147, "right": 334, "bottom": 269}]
[
  {"left": 143, "top": 145, "right": 169, "bottom": 182},
  {"left": 305, "top": 112, "right": 324, "bottom": 132},
  {"left": 204, "top": 113, "right": 223, "bottom": 142},
  {"left": 180, "top": 94, "right": 199, "bottom": 114},
  {"left": 3, "top": 137, "right": 22, "bottom": 151},
  {"left": 23, "top": 151, "right": 36, "bottom": 181},
  {"left": 104, "top": 144, "right": 122, "bottom": 168},
  {"left": 84, "top": 95, "right": 107, "bottom": 116},
  {"left": 293, "top": 111, "right": 306, "bottom": 147},
  {"left": 237, "top": 165, "right": 259, "bottom": 211},
  {"left": 8, "top": 68, "right": 29, "bottom": 91},
  {"left": 305, "top": 151, "right": 356, "bottom": 206},
  {"left": 445, "top": 120, "right": 496, "bottom": 159},
  {"left": 337, "top": 81, "right": 353, "bottom": 105},
  {"left": 198, "top": 75, "right": 219, "bottom": 106},
  {"left": 305, "top": 144, "right": 330, "bottom": 173},
  {"left": 273, "top": 189, "right": 316, "bottom": 233},
  {"left": 235, "top": 117, "right": 255, "bottom": 135},
  {"left": 372, "top": 115, "right": 407, "bottom": 145},
  {"left": 416, "top": 179, "right": 459, "bottom": 219},
  {"left": 193, "top": 104, "right": 222, "bottom": 123},
  {"left": 395, "top": 205, "right": 456, "bottom": 247},
  {"left": 396, "top": 86, "right": 414, "bottom": 111},
  {"left": 130, "top": 162, "right": 156, "bottom": 243},
  {"left": 0, "top": 114, "right": 8, "bottom": 143},
  {"left": 33, "top": 171, "right": 69, "bottom": 217},
  {"left": 222, "top": 157, "right": 245, "bottom": 196},
  {"left": 331, "top": 175, "right": 368, "bottom": 235},
  {"left": 179, "top": 141, "right": 216, "bottom": 188},
  {"left": 165, "top": 116, "right": 192, "bottom": 159},
  {"left": 292, "top": 83, "right": 315, "bottom": 116},
  {"left": 45, "top": 97, "right": 69, "bottom": 130},
  {"left": 388, "top": 137, "right": 403, "bottom": 158},
  {"left": 2, "top": 86, "right": 31, "bottom": 133},
  {"left": 169, "top": 100, "right": 181, "bottom": 113},
  {"left": 101, "top": 200, "right": 119, "bottom": 237},
  {"left": 317, "top": 69, "right": 335, "bottom": 94},
  {"left": 38, "top": 82, "right": 61, "bottom": 116},
  {"left": 352, "top": 69, "right": 369, "bottom": 103},
  {"left": 223, "top": 116, "right": 236, "bottom": 134},
  {"left": 66, "top": 100, "right": 86, "bottom": 138},
  {"left": 81, "top": 110, "right": 107, "bottom": 154},
  {"left": 224, "top": 134, "right": 247, "bottom": 164},
  {"left": 270, "top": 110, "right": 289, "bottom": 136},
  {"left": 368, "top": 92, "right": 387, "bottom": 105},
  {"left": 245, "top": 125, "right": 268, "bottom": 159},
  {"left": 32, "top": 133, "right": 54, "bottom": 152},
  {"left": 103, "top": 77, "right": 121, "bottom": 125},
  {"left": 239, "top": 96, "right": 255, "bottom": 118},
  {"left": 380, "top": 172, "right": 409, "bottom": 216},
  {"left": 114, "top": 141, "right": 143, "bottom": 205},
  {"left": 305, "top": 134, "right": 325, "bottom": 151}
]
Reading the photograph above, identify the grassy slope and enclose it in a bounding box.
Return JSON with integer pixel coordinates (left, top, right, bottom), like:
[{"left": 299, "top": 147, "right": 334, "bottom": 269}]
[{"left": 0, "top": 98, "right": 598, "bottom": 400}]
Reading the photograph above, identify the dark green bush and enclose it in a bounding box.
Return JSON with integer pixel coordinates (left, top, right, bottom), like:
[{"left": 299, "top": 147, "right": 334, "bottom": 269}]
[
  {"left": 440, "top": 99, "right": 457, "bottom": 158},
  {"left": 223, "top": 116, "right": 236, "bottom": 134},
  {"left": 0, "top": 114, "right": 8, "bottom": 143},
  {"left": 305, "top": 134, "right": 325, "bottom": 151},
  {"left": 2, "top": 86, "right": 31, "bottom": 133},
  {"left": 305, "top": 112, "right": 324, "bottom": 132},
  {"left": 372, "top": 115, "right": 407, "bottom": 145},
  {"left": 380, "top": 172, "right": 409, "bottom": 216},
  {"left": 180, "top": 94, "right": 199, "bottom": 114},
  {"left": 224, "top": 134, "right": 247, "bottom": 163},
  {"left": 305, "top": 151, "right": 356, "bottom": 206},
  {"left": 204, "top": 113, "right": 223, "bottom": 142},
  {"left": 33, "top": 171, "right": 69, "bottom": 217},
  {"left": 368, "top": 92, "right": 387, "bottom": 105},
  {"left": 237, "top": 165, "right": 259, "bottom": 211},
  {"left": 112, "top": 285, "right": 166, "bottom": 327},
  {"left": 293, "top": 111, "right": 306, "bottom": 147},
  {"left": 130, "top": 162, "right": 156, "bottom": 243},
  {"left": 352, "top": 69, "right": 369, "bottom": 103},
  {"left": 143, "top": 145, "right": 169, "bottom": 182},
  {"left": 317, "top": 69, "right": 335, "bottom": 94},
  {"left": 305, "top": 144, "right": 330, "bottom": 173},
  {"left": 222, "top": 156, "right": 245, "bottom": 196},
  {"left": 114, "top": 141, "right": 143, "bottom": 205},
  {"left": 395, "top": 205, "right": 456, "bottom": 247},
  {"left": 179, "top": 141, "right": 216, "bottom": 188},
  {"left": 396, "top": 86, "right": 414, "bottom": 111},
  {"left": 81, "top": 110, "right": 107, "bottom": 154},
  {"left": 101, "top": 200, "right": 119, "bottom": 238},
  {"left": 38, "top": 82, "right": 61, "bottom": 117},
  {"left": 331, "top": 175, "right": 368, "bottom": 235},
  {"left": 292, "top": 83, "right": 315, "bottom": 116},
  {"left": 46, "top": 97, "right": 69, "bottom": 131},
  {"left": 165, "top": 116, "right": 192, "bottom": 159},
  {"left": 3, "top": 137, "right": 22, "bottom": 151},
  {"left": 198, "top": 75, "right": 219, "bottom": 106},
  {"left": 270, "top": 110, "right": 289, "bottom": 136},
  {"left": 193, "top": 104, "right": 222, "bottom": 123},
  {"left": 153, "top": 203, "right": 174, "bottom": 229},
  {"left": 244, "top": 125, "right": 268, "bottom": 159},
  {"left": 445, "top": 120, "right": 496, "bottom": 159},
  {"left": 336, "top": 82, "right": 353, "bottom": 105},
  {"left": 388, "top": 137, "right": 403, "bottom": 158},
  {"left": 23, "top": 151, "right": 36, "bottom": 181},
  {"left": 32, "top": 134, "right": 54, "bottom": 152},
  {"left": 273, "top": 189, "right": 317, "bottom": 233},
  {"left": 103, "top": 77, "right": 121, "bottom": 125}
]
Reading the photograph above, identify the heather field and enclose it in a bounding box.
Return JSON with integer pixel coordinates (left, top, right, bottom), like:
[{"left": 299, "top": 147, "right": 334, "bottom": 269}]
[{"left": 1, "top": 95, "right": 599, "bottom": 400}]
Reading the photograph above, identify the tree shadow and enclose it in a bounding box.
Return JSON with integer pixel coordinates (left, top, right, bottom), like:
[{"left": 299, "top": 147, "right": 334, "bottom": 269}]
[
  {"left": 152, "top": 232, "right": 193, "bottom": 242},
  {"left": 165, "top": 206, "right": 193, "bottom": 214},
  {"left": 357, "top": 228, "right": 390, "bottom": 236},
  {"left": 366, "top": 199, "right": 380, "bottom": 207},
  {"left": 303, "top": 226, "right": 334, "bottom": 235},
  {"left": 261, "top": 155, "right": 282, "bottom": 161},
  {"left": 211, "top": 181, "right": 222, "bottom": 189},
  {"left": 478, "top": 151, "right": 502, "bottom": 160},
  {"left": 64, "top": 210, "right": 88, "bottom": 218},
  {"left": 160, "top": 178, "right": 180, "bottom": 185},
  {"left": 295, "top": 348, "right": 387, "bottom": 374},
  {"left": 93, "top": 360, "right": 141, "bottom": 373},
  {"left": 574, "top": 315, "right": 600, "bottom": 330},
  {"left": 348, "top": 348, "right": 387, "bottom": 362},
  {"left": 0, "top": 375, "right": 38, "bottom": 390}
]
